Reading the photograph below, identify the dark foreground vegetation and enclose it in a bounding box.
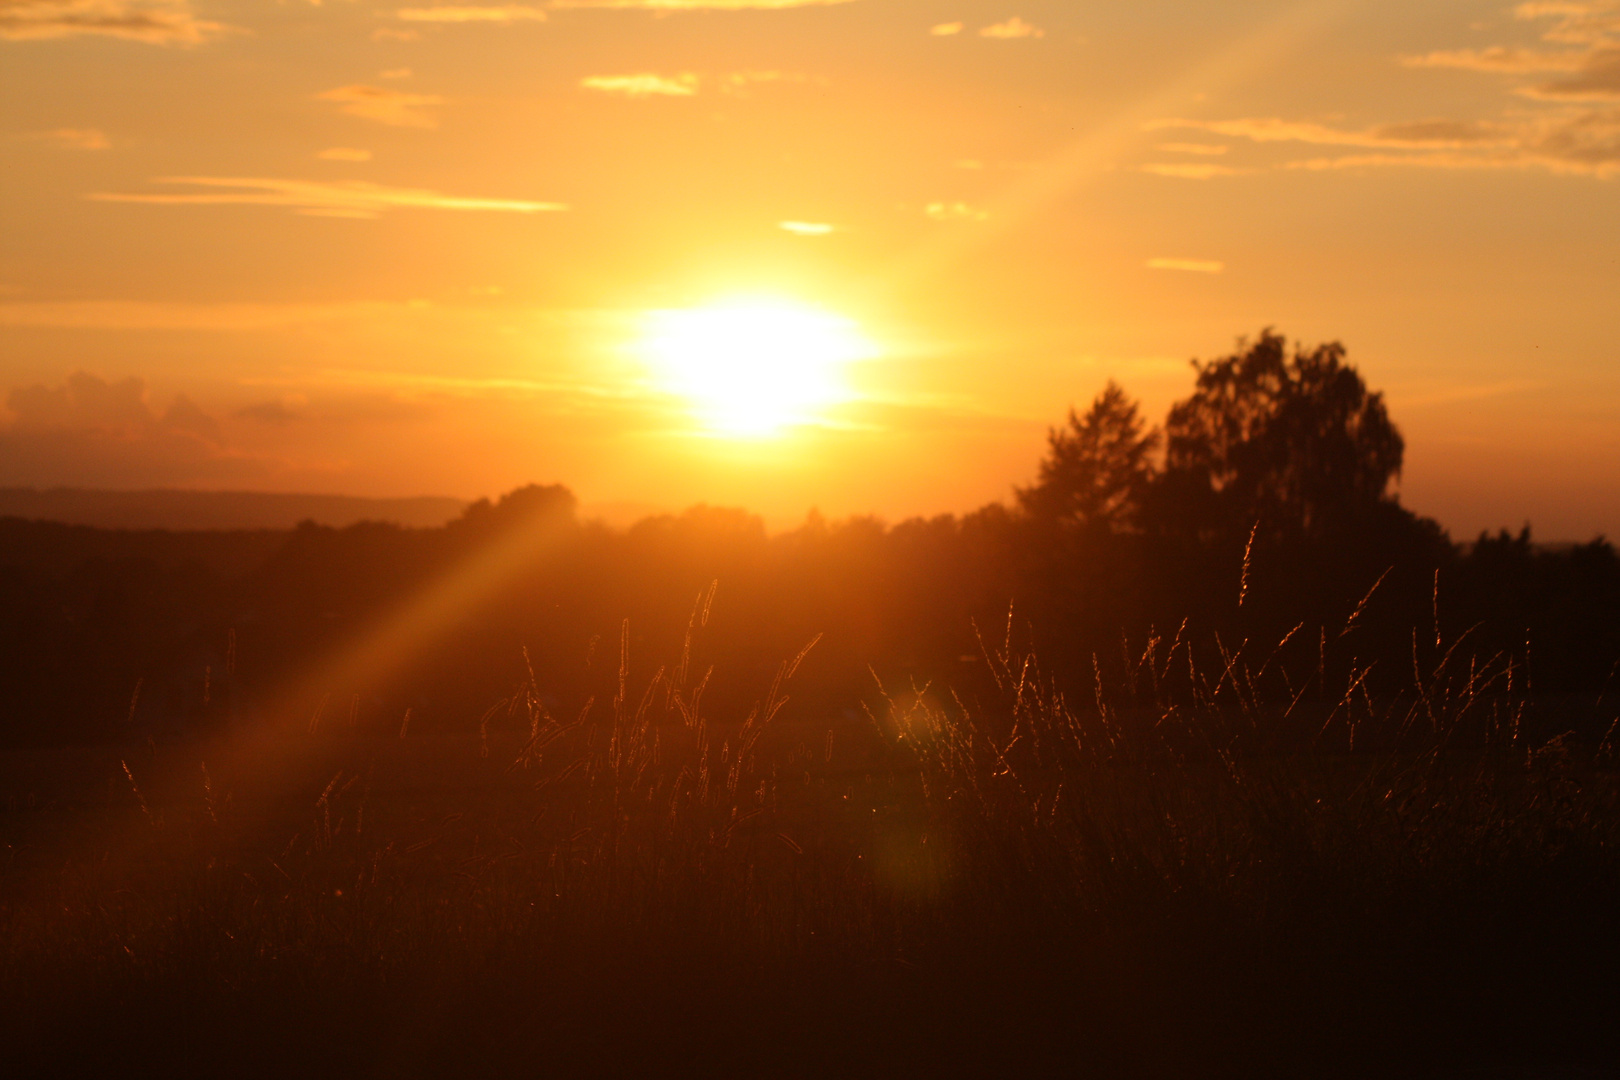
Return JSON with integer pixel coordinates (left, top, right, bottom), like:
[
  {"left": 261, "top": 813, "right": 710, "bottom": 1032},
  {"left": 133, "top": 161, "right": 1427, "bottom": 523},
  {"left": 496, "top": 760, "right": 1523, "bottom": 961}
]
[{"left": 2, "top": 331, "right": 1617, "bottom": 1075}]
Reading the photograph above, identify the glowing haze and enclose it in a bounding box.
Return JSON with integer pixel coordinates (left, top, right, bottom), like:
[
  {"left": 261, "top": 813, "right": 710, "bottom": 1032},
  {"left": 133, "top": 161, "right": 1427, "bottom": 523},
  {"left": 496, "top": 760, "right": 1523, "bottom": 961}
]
[
  {"left": 2, "top": 1, "right": 1617, "bottom": 536},
  {"left": 639, "top": 299, "right": 873, "bottom": 436}
]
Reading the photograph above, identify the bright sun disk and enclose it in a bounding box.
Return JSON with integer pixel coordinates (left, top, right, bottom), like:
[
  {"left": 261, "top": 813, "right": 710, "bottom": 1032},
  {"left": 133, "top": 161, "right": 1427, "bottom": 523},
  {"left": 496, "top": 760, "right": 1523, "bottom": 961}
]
[{"left": 640, "top": 299, "right": 874, "bottom": 436}]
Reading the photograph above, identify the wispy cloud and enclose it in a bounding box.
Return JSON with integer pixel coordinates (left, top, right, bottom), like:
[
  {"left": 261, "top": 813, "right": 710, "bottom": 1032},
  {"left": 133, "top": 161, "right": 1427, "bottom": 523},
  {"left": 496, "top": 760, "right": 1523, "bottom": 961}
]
[
  {"left": 581, "top": 72, "right": 698, "bottom": 97},
  {"left": 317, "top": 85, "right": 445, "bottom": 128},
  {"left": 1402, "top": 46, "right": 1589, "bottom": 74},
  {"left": 88, "top": 177, "right": 567, "bottom": 218},
  {"left": 0, "top": 299, "right": 436, "bottom": 331},
  {"left": 0, "top": 371, "right": 266, "bottom": 488},
  {"left": 1141, "top": 6, "right": 1620, "bottom": 181},
  {"left": 929, "top": 21, "right": 962, "bottom": 36},
  {"left": 551, "top": 0, "right": 855, "bottom": 7},
  {"left": 580, "top": 71, "right": 806, "bottom": 97},
  {"left": 1522, "top": 48, "right": 1620, "bottom": 99},
  {"left": 317, "top": 147, "right": 373, "bottom": 162},
  {"left": 1139, "top": 162, "right": 1247, "bottom": 179},
  {"left": 925, "top": 201, "right": 988, "bottom": 221},
  {"left": 1403, "top": 3, "right": 1620, "bottom": 100},
  {"left": 979, "top": 17, "right": 1042, "bottom": 39},
  {"left": 36, "top": 127, "right": 110, "bottom": 149},
  {"left": 395, "top": 5, "right": 547, "bottom": 22},
  {"left": 716, "top": 70, "right": 813, "bottom": 91},
  {"left": 0, "top": 0, "right": 229, "bottom": 44},
  {"left": 1151, "top": 111, "right": 1620, "bottom": 178},
  {"left": 778, "top": 220, "right": 835, "bottom": 235},
  {"left": 1146, "top": 257, "right": 1224, "bottom": 273},
  {"left": 1147, "top": 116, "right": 1508, "bottom": 149},
  {"left": 1155, "top": 142, "right": 1227, "bottom": 155}
]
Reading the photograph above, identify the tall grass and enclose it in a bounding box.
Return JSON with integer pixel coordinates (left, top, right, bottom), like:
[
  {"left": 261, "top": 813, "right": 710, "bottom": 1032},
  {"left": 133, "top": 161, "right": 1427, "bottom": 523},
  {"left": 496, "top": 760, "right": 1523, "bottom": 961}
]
[{"left": 1, "top": 599, "right": 1616, "bottom": 1077}]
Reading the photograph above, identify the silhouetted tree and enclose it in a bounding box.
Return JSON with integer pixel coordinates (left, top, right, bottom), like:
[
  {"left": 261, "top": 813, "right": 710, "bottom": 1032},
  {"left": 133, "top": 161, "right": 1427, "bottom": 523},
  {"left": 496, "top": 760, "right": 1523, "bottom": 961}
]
[
  {"left": 1019, "top": 381, "right": 1159, "bottom": 535},
  {"left": 1159, "top": 329, "right": 1404, "bottom": 540}
]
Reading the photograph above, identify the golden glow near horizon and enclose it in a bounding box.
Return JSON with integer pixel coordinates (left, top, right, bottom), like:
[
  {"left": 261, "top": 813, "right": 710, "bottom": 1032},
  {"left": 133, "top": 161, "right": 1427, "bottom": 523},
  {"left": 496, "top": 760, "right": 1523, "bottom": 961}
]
[{"left": 639, "top": 300, "right": 874, "bottom": 437}]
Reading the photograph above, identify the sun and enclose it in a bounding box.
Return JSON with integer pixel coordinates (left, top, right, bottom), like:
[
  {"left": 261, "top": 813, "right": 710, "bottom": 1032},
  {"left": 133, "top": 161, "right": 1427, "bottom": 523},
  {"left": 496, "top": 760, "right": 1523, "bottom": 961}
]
[{"left": 639, "top": 298, "right": 875, "bottom": 436}]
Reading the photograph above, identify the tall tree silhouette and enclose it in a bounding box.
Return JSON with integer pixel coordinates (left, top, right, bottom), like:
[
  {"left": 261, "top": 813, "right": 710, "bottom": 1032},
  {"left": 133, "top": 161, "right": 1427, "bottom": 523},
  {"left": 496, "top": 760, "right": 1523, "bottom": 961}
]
[
  {"left": 1019, "top": 381, "right": 1159, "bottom": 535},
  {"left": 1160, "top": 329, "right": 1404, "bottom": 539}
]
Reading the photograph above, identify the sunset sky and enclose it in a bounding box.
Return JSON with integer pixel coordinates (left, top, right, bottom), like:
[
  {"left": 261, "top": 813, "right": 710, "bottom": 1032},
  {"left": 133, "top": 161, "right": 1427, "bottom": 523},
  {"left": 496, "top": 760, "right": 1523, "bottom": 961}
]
[{"left": 3, "top": 0, "right": 1617, "bottom": 537}]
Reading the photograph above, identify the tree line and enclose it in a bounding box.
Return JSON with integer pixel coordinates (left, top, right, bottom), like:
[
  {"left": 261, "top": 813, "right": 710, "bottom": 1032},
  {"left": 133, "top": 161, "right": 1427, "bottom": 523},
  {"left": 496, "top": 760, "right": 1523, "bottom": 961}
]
[{"left": 0, "top": 329, "right": 1614, "bottom": 745}]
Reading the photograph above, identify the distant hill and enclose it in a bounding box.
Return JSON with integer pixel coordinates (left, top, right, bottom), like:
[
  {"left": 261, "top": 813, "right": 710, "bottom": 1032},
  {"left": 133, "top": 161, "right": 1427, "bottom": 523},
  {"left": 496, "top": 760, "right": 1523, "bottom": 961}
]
[{"left": 0, "top": 488, "right": 466, "bottom": 531}]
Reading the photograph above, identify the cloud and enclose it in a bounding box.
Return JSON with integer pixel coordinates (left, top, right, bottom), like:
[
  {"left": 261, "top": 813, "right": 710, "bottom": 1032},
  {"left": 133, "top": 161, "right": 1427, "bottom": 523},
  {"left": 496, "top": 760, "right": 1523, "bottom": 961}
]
[
  {"left": 1151, "top": 110, "right": 1620, "bottom": 178},
  {"left": 395, "top": 5, "right": 547, "bottom": 22},
  {"left": 0, "top": 0, "right": 229, "bottom": 44},
  {"left": 929, "top": 21, "right": 961, "bottom": 36},
  {"left": 317, "top": 147, "right": 372, "bottom": 162},
  {"left": 778, "top": 220, "right": 835, "bottom": 235},
  {"left": 1155, "top": 142, "right": 1227, "bottom": 155},
  {"left": 317, "top": 85, "right": 444, "bottom": 128},
  {"left": 1523, "top": 47, "right": 1620, "bottom": 99},
  {"left": 1404, "top": 4, "right": 1620, "bottom": 100},
  {"left": 0, "top": 371, "right": 263, "bottom": 488},
  {"left": 580, "top": 71, "right": 805, "bottom": 97},
  {"left": 550, "top": 0, "right": 856, "bottom": 7},
  {"left": 925, "top": 201, "right": 988, "bottom": 221},
  {"left": 0, "top": 299, "right": 448, "bottom": 331},
  {"left": 1146, "top": 257, "right": 1224, "bottom": 273},
  {"left": 1147, "top": 116, "right": 1507, "bottom": 149},
  {"left": 37, "top": 127, "right": 109, "bottom": 149},
  {"left": 1146, "top": 5, "right": 1620, "bottom": 180},
  {"left": 979, "top": 17, "right": 1042, "bottom": 39},
  {"left": 1513, "top": 1, "right": 1620, "bottom": 47},
  {"left": 1402, "top": 46, "right": 1589, "bottom": 73},
  {"left": 236, "top": 400, "right": 301, "bottom": 425},
  {"left": 1139, "top": 162, "right": 1246, "bottom": 179},
  {"left": 580, "top": 72, "right": 698, "bottom": 97},
  {"left": 88, "top": 177, "right": 568, "bottom": 218}
]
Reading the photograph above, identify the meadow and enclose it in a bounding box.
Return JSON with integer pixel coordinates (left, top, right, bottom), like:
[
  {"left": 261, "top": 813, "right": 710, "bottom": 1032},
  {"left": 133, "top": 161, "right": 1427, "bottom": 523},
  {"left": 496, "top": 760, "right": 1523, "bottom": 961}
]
[{"left": 3, "top": 595, "right": 1616, "bottom": 1077}]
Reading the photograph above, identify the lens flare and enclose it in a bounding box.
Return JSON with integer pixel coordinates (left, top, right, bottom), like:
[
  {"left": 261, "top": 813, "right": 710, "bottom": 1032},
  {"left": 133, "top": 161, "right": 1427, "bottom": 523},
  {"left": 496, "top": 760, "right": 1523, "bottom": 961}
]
[{"left": 640, "top": 299, "right": 874, "bottom": 436}]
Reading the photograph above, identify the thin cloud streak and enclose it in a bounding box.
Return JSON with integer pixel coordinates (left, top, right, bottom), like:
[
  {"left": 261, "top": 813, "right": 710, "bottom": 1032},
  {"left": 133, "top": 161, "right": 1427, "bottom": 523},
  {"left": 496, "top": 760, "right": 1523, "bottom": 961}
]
[
  {"left": 395, "top": 6, "right": 547, "bottom": 22},
  {"left": 1140, "top": 162, "right": 1247, "bottom": 179},
  {"left": 36, "top": 127, "right": 110, "bottom": 149},
  {"left": 88, "top": 177, "right": 568, "bottom": 218},
  {"left": 579, "top": 71, "right": 805, "bottom": 96},
  {"left": 0, "top": 0, "right": 229, "bottom": 43},
  {"left": 1147, "top": 116, "right": 1508, "bottom": 149},
  {"left": 550, "top": 0, "right": 855, "bottom": 7},
  {"left": 317, "top": 85, "right": 445, "bottom": 128},
  {"left": 979, "top": 17, "right": 1042, "bottom": 39},
  {"left": 1152, "top": 111, "right": 1620, "bottom": 178},
  {"left": 1402, "top": 2, "right": 1620, "bottom": 100},
  {"left": 581, "top": 73, "right": 698, "bottom": 96}
]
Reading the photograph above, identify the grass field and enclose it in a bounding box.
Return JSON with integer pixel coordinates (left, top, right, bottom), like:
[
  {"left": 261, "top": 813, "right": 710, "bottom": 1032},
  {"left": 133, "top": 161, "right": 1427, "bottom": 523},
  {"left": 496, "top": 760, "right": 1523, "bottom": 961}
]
[{"left": 2, "top": 616, "right": 1617, "bottom": 1077}]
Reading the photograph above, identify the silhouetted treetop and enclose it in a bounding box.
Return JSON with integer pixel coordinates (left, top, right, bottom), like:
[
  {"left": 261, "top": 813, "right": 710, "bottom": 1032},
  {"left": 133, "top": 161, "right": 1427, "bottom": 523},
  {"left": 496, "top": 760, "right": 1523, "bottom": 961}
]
[
  {"left": 1019, "top": 381, "right": 1159, "bottom": 535},
  {"left": 1162, "top": 329, "right": 1404, "bottom": 538}
]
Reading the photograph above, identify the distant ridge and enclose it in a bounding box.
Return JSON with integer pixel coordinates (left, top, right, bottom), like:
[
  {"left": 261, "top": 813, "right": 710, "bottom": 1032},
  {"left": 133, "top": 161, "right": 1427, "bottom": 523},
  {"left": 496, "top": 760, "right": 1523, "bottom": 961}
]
[{"left": 0, "top": 488, "right": 467, "bottom": 531}]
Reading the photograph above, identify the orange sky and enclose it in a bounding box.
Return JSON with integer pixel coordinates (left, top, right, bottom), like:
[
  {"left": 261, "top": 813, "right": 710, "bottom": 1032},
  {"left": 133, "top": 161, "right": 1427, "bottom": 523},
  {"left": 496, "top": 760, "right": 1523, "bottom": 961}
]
[{"left": 2, "top": 0, "right": 1618, "bottom": 537}]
